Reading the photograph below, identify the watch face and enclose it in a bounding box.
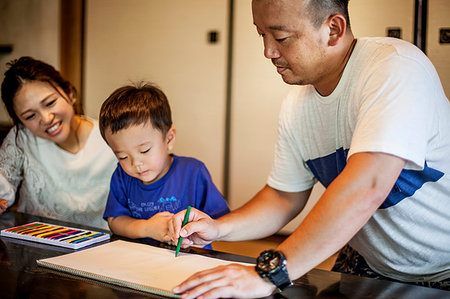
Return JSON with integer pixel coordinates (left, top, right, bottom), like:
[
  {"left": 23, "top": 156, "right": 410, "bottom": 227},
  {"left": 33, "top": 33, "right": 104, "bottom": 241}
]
[
  {"left": 256, "top": 250, "right": 292, "bottom": 292},
  {"left": 257, "top": 250, "right": 281, "bottom": 272}
]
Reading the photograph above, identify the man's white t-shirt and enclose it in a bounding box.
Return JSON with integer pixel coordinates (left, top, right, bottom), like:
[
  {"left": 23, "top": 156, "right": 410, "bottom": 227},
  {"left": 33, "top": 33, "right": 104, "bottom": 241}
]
[{"left": 268, "top": 37, "right": 450, "bottom": 282}]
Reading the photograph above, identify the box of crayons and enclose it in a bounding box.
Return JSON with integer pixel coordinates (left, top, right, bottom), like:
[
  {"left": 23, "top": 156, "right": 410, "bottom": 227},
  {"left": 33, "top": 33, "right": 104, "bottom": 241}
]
[{"left": 0, "top": 222, "right": 110, "bottom": 249}]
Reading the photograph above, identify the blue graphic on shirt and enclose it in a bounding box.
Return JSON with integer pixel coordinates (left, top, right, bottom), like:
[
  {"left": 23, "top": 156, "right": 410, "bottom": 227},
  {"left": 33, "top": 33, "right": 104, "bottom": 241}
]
[
  {"left": 306, "top": 148, "right": 349, "bottom": 188},
  {"left": 306, "top": 148, "right": 444, "bottom": 209},
  {"left": 158, "top": 196, "right": 177, "bottom": 203},
  {"left": 381, "top": 163, "right": 444, "bottom": 208},
  {"left": 128, "top": 196, "right": 180, "bottom": 219}
]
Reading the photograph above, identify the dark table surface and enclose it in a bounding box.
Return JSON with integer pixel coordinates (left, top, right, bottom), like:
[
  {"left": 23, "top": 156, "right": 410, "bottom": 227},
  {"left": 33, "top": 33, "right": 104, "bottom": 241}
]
[{"left": 1, "top": 211, "right": 449, "bottom": 298}]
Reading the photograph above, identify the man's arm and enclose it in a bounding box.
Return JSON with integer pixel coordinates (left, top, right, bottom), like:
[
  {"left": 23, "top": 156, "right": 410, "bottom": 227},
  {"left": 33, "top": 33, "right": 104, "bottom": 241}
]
[
  {"left": 217, "top": 185, "right": 312, "bottom": 241},
  {"left": 173, "top": 152, "right": 405, "bottom": 299},
  {"left": 278, "top": 151, "right": 405, "bottom": 279},
  {"left": 171, "top": 185, "right": 312, "bottom": 247}
]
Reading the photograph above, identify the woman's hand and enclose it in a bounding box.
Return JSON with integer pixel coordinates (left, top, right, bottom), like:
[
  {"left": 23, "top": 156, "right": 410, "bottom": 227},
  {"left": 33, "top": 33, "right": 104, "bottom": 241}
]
[{"left": 0, "top": 198, "right": 8, "bottom": 214}]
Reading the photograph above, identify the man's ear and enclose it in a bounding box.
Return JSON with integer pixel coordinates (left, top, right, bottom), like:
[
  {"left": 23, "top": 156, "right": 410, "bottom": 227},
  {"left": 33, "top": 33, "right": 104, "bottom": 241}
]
[
  {"left": 166, "top": 126, "right": 176, "bottom": 151},
  {"left": 327, "top": 14, "right": 347, "bottom": 46}
]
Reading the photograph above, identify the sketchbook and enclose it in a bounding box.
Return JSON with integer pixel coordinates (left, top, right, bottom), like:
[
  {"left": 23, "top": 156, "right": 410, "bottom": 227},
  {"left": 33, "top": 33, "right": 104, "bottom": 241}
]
[
  {"left": 37, "top": 240, "right": 253, "bottom": 298},
  {"left": 0, "top": 222, "right": 110, "bottom": 249}
]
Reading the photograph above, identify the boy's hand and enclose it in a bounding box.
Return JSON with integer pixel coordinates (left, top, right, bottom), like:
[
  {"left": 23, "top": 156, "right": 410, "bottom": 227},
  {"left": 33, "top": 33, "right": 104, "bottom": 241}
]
[
  {"left": 169, "top": 207, "right": 220, "bottom": 248},
  {"left": 147, "top": 211, "right": 174, "bottom": 243},
  {"left": 0, "top": 198, "right": 8, "bottom": 215}
]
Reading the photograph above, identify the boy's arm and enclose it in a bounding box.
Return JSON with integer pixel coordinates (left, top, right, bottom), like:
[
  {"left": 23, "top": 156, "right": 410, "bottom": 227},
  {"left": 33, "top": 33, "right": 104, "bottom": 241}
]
[{"left": 108, "top": 212, "right": 174, "bottom": 242}]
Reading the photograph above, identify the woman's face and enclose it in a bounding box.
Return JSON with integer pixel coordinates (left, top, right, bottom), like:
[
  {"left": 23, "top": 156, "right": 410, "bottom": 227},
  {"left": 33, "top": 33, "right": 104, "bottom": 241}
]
[{"left": 13, "top": 80, "right": 76, "bottom": 145}]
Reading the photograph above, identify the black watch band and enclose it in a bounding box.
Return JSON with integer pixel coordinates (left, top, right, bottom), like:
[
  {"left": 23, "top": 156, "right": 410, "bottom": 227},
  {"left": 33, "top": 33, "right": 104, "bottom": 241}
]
[
  {"left": 255, "top": 250, "right": 293, "bottom": 292},
  {"left": 267, "top": 265, "right": 293, "bottom": 291}
]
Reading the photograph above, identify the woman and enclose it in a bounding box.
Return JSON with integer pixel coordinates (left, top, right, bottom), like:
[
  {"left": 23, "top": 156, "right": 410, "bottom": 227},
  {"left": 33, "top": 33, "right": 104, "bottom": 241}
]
[{"left": 0, "top": 56, "right": 116, "bottom": 229}]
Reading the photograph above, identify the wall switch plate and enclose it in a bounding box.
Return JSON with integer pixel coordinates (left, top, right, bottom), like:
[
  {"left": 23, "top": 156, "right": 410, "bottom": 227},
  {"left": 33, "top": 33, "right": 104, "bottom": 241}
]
[
  {"left": 387, "top": 27, "right": 402, "bottom": 39},
  {"left": 439, "top": 28, "right": 450, "bottom": 44},
  {"left": 208, "top": 31, "right": 219, "bottom": 44}
]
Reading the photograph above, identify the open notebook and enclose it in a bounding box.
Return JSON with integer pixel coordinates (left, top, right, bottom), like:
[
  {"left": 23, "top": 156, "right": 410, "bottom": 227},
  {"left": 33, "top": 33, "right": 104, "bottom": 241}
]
[{"left": 37, "top": 240, "right": 253, "bottom": 298}]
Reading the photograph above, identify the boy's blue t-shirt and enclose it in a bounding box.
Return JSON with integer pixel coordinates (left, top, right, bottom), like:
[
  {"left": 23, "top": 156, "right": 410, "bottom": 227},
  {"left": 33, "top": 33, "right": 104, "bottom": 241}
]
[{"left": 103, "top": 154, "right": 229, "bottom": 249}]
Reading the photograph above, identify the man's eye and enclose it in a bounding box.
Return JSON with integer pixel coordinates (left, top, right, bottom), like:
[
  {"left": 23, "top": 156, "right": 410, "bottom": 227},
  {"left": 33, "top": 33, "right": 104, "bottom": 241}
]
[
  {"left": 118, "top": 156, "right": 128, "bottom": 161},
  {"left": 276, "top": 37, "right": 288, "bottom": 42}
]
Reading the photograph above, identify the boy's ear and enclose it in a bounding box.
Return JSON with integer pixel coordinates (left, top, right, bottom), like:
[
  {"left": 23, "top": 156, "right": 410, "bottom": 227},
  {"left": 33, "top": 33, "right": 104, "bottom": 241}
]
[{"left": 166, "top": 126, "right": 176, "bottom": 151}]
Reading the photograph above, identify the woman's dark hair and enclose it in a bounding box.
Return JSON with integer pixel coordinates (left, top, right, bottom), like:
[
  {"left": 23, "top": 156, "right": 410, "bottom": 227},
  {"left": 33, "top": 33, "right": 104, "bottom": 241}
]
[
  {"left": 1, "top": 56, "right": 79, "bottom": 126},
  {"left": 99, "top": 82, "right": 173, "bottom": 141}
]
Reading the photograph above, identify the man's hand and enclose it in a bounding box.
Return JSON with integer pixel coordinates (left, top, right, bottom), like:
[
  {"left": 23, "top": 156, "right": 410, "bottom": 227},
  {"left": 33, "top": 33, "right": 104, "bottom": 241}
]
[
  {"left": 0, "top": 199, "right": 8, "bottom": 214},
  {"left": 173, "top": 264, "right": 275, "bottom": 299},
  {"left": 169, "top": 208, "right": 220, "bottom": 248}
]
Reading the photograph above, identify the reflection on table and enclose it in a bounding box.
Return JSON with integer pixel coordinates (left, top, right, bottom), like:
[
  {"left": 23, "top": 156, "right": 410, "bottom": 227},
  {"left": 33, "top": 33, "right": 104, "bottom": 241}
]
[{"left": 1, "top": 211, "right": 448, "bottom": 298}]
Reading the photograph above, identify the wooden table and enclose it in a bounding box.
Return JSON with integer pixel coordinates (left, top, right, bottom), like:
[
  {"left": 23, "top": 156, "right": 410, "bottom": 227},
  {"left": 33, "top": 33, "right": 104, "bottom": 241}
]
[{"left": 1, "top": 211, "right": 448, "bottom": 298}]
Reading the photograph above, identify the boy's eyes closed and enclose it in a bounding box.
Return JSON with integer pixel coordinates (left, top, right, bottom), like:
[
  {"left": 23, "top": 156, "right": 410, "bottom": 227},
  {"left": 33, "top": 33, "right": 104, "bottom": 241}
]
[
  {"left": 117, "top": 148, "right": 150, "bottom": 160},
  {"left": 46, "top": 99, "right": 57, "bottom": 107},
  {"left": 141, "top": 148, "right": 151, "bottom": 154}
]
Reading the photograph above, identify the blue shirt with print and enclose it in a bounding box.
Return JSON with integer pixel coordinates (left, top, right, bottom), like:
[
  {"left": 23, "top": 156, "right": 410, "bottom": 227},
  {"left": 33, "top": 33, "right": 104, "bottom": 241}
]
[{"left": 104, "top": 154, "right": 230, "bottom": 249}]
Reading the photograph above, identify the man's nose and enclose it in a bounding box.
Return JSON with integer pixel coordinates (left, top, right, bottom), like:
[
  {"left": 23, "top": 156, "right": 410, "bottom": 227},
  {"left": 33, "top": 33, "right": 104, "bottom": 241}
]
[{"left": 263, "top": 39, "right": 280, "bottom": 59}]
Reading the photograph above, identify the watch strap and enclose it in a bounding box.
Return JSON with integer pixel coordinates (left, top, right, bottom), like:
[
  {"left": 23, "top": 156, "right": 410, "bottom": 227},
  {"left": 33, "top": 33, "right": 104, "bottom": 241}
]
[
  {"left": 255, "top": 250, "right": 292, "bottom": 292},
  {"left": 267, "top": 266, "right": 293, "bottom": 292}
]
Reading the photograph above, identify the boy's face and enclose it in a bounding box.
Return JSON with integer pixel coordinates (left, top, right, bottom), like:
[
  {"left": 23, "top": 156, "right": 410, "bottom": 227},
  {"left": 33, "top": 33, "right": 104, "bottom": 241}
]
[{"left": 104, "top": 122, "right": 176, "bottom": 184}]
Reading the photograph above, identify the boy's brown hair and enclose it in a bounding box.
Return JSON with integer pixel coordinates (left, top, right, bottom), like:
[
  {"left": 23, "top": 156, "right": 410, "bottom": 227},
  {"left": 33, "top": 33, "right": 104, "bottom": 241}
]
[{"left": 99, "top": 82, "right": 172, "bottom": 140}]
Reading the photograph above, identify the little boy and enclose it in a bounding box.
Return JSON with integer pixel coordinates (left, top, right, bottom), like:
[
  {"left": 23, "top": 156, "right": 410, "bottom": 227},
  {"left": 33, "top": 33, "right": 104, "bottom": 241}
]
[{"left": 99, "top": 83, "right": 229, "bottom": 246}]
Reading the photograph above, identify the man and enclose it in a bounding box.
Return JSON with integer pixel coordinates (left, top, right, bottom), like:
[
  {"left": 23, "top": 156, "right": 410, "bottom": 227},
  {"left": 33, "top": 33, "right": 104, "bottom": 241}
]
[{"left": 170, "top": 0, "right": 450, "bottom": 298}]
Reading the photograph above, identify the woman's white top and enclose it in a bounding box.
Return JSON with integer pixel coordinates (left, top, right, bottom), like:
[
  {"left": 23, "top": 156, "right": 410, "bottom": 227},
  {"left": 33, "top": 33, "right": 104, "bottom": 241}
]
[{"left": 0, "top": 117, "right": 116, "bottom": 230}]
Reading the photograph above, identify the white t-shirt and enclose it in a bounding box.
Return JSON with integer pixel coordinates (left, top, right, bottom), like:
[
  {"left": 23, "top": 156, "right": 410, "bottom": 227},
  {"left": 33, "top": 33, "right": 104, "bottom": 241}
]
[
  {"left": 268, "top": 37, "right": 450, "bottom": 282},
  {"left": 0, "top": 117, "right": 116, "bottom": 230}
]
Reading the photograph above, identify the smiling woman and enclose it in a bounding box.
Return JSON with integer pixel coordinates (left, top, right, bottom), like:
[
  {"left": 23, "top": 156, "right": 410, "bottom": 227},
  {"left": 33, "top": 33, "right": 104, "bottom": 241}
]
[
  {"left": 0, "top": 56, "right": 117, "bottom": 229},
  {"left": 12, "top": 80, "right": 84, "bottom": 154}
]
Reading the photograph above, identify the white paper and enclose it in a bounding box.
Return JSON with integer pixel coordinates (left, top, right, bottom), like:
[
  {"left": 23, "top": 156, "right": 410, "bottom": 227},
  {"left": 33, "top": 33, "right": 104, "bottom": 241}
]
[{"left": 38, "top": 240, "right": 253, "bottom": 295}]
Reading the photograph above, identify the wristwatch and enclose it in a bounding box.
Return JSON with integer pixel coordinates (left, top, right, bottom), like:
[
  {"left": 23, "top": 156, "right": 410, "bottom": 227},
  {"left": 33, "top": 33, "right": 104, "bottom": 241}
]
[{"left": 255, "top": 249, "right": 293, "bottom": 292}]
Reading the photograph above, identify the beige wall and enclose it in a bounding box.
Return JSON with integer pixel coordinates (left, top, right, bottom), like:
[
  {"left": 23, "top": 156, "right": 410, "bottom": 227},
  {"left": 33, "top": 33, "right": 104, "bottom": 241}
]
[
  {"left": 427, "top": 0, "right": 450, "bottom": 97},
  {"left": 228, "top": 0, "right": 290, "bottom": 210},
  {"left": 85, "top": 0, "right": 228, "bottom": 191},
  {"left": 0, "top": 0, "right": 60, "bottom": 123},
  {"left": 349, "top": 0, "right": 415, "bottom": 42}
]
